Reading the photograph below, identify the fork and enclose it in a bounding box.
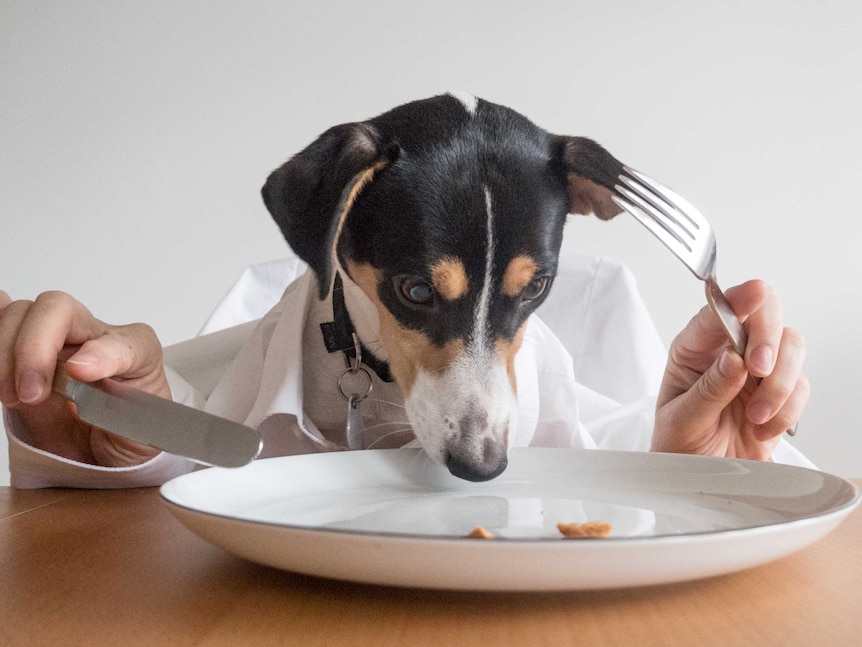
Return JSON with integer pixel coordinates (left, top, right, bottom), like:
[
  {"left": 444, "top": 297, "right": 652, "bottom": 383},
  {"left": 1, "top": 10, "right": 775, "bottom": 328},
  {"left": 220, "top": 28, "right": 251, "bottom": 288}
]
[
  {"left": 611, "top": 168, "right": 797, "bottom": 436},
  {"left": 612, "top": 167, "right": 747, "bottom": 355}
]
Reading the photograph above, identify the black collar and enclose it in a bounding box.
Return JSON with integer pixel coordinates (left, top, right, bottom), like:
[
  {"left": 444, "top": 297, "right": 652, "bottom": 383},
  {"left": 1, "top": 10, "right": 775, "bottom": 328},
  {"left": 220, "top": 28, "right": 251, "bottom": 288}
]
[{"left": 319, "top": 272, "right": 394, "bottom": 383}]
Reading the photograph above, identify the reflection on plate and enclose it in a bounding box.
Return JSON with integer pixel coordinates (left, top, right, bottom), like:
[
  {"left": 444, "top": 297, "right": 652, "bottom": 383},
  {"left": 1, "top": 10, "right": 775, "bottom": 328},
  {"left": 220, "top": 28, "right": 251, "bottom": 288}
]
[{"left": 160, "top": 449, "right": 859, "bottom": 591}]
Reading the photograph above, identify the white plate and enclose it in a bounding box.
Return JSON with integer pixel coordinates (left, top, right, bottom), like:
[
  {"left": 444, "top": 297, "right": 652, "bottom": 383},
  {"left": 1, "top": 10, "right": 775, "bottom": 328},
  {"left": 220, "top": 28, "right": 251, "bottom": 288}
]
[{"left": 160, "top": 449, "right": 859, "bottom": 591}]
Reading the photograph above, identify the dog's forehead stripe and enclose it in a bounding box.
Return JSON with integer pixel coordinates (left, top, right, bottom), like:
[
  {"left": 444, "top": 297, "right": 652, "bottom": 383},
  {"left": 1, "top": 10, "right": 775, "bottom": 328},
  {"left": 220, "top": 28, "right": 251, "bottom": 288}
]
[
  {"left": 431, "top": 257, "right": 469, "bottom": 301},
  {"left": 449, "top": 91, "right": 478, "bottom": 116},
  {"left": 502, "top": 256, "right": 539, "bottom": 297},
  {"left": 472, "top": 186, "right": 495, "bottom": 346}
]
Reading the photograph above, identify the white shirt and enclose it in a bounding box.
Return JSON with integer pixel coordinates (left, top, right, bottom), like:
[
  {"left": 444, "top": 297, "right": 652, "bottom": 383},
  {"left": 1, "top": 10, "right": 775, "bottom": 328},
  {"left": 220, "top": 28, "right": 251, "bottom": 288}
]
[{"left": 4, "top": 251, "right": 813, "bottom": 488}]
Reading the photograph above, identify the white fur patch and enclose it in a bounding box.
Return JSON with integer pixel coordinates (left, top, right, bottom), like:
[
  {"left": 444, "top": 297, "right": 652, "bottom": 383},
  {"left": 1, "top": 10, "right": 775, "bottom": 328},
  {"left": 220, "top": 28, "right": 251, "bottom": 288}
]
[
  {"left": 449, "top": 91, "right": 478, "bottom": 116},
  {"left": 473, "top": 186, "right": 495, "bottom": 345},
  {"left": 405, "top": 350, "right": 517, "bottom": 465}
]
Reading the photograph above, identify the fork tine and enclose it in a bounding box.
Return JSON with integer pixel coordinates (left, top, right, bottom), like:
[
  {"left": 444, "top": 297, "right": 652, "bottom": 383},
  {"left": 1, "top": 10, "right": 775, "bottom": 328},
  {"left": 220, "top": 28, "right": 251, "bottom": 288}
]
[
  {"left": 611, "top": 193, "right": 695, "bottom": 258},
  {"left": 614, "top": 167, "right": 761, "bottom": 369},
  {"left": 614, "top": 184, "right": 694, "bottom": 253},
  {"left": 623, "top": 168, "right": 709, "bottom": 232},
  {"left": 618, "top": 174, "right": 699, "bottom": 244}
]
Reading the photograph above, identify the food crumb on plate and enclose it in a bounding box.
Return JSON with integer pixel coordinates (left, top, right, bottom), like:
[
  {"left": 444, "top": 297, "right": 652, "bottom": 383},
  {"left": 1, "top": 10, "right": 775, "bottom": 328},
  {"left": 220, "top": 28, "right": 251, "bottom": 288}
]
[
  {"left": 465, "top": 525, "right": 495, "bottom": 539},
  {"left": 556, "top": 521, "right": 613, "bottom": 539}
]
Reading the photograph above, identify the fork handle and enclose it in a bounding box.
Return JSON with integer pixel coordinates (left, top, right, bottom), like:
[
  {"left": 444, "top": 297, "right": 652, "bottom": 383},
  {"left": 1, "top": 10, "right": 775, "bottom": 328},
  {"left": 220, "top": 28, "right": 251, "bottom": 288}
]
[
  {"left": 706, "top": 279, "right": 798, "bottom": 437},
  {"left": 705, "top": 277, "right": 748, "bottom": 356}
]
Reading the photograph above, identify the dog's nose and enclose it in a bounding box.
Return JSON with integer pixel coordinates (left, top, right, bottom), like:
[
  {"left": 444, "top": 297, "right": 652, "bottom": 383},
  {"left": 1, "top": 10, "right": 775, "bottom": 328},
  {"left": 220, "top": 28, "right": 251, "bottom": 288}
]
[
  {"left": 446, "top": 450, "right": 508, "bottom": 482},
  {"left": 445, "top": 437, "right": 508, "bottom": 482}
]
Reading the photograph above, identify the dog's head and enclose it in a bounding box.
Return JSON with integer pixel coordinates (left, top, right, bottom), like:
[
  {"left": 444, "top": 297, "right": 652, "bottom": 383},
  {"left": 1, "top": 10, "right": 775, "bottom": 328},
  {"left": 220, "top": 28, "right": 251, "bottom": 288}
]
[{"left": 262, "top": 94, "right": 624, "bottom": 481}]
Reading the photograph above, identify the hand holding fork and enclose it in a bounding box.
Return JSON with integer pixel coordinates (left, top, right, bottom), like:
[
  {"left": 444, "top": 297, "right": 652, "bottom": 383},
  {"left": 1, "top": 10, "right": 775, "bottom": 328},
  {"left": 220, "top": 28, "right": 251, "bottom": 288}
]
[{"left": 612, "top": 169, "right": 807, "bottom": 457}]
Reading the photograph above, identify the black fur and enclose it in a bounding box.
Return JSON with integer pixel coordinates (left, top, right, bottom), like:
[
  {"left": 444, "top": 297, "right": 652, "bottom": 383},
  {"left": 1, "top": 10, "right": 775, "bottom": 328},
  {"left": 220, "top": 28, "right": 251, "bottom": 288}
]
[{"left": 262, "top": 94, "right": 625, "bottom": 346}]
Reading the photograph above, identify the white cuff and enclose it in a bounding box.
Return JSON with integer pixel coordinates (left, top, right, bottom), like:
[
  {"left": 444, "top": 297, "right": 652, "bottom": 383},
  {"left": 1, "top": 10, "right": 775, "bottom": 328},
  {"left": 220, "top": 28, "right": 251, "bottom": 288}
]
[{"left": 3, "top": 366, "right": 202, "bottom": 489}]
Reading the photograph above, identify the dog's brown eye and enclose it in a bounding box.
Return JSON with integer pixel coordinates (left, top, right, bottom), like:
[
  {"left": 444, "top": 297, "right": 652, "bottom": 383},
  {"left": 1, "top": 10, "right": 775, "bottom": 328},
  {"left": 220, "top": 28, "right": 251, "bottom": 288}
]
[
  {"left": 397, "top": 277, "right": 435, "bottom": 305},
  {"left": 522, "top": 276, "right": 550, "bottom": 302}
]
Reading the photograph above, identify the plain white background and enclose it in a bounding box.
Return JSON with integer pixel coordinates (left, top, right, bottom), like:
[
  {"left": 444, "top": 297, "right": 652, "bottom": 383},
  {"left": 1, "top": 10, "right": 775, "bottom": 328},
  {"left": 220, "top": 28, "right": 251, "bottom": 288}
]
[{"left": 2, "top": 1, "right": 860, "bottom": 485}]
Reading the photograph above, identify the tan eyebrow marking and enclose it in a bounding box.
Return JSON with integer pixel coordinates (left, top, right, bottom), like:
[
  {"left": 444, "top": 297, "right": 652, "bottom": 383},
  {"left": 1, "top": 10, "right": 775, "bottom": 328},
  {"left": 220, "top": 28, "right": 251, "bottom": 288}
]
[
  {"left": 431, "top": 256, "right": 469, "bottom": 301},
  {"left": 501, "top": 255, "right": 539, "bottom": 297},
  {"left": 348, "top": 261, "right": 465, "bottom": 395}
]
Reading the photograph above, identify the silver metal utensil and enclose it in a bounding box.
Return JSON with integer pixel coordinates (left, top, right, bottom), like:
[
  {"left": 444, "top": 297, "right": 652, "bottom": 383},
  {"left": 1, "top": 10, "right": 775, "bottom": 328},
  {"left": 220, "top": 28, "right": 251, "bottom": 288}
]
[
  {"left": 58, "top": 375, "right": 263, "bottom": 467},
  {"left": 613, "top": 167, "right": 747, "bottom": 355}
]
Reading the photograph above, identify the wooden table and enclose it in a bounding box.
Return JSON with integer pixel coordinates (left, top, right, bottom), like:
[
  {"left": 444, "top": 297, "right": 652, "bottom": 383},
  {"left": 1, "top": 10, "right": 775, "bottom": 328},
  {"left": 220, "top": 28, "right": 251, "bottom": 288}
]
[{"left": 2, "top": 483, "right": 861, "bottom": 647}]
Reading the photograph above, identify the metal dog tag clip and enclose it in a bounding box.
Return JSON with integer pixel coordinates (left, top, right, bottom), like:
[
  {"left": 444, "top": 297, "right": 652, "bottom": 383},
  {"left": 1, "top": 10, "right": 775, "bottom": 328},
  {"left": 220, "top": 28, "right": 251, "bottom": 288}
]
[
  {"left": 337, "top": 333, "right": 373, "bottom": 450},
  {"left": 346, "top": 394, "right": 366, "bottom": 450}
]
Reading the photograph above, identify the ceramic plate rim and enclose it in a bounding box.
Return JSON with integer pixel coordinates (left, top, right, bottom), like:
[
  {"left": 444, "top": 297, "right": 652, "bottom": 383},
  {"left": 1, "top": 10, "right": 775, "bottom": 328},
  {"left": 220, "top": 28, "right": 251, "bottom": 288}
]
[{"left": 160, "top": 448, "right": 860, "bottom": 590}]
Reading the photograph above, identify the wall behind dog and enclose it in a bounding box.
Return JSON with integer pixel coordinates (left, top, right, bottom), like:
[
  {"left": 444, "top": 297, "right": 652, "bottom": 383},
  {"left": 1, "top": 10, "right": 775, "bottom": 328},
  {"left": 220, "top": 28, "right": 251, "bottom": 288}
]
[{"left": 2, "top": 1, "right": 860, "bottom": 484}]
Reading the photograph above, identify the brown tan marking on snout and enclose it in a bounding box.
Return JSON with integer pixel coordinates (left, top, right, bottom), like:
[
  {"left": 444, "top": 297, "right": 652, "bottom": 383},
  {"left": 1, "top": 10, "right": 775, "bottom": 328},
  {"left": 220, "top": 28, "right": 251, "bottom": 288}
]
[
  {"left": 431, "top": 256, "right": 469, "bottom": 301},
  {"left": 495, "top": 321, "right": 528, "bottom": 392},
  {"left": 347, "top": 261, "right": 466, "bottom": 395},
  {"left": 501, "top": 255, "right": 539, "bottom": 297}
]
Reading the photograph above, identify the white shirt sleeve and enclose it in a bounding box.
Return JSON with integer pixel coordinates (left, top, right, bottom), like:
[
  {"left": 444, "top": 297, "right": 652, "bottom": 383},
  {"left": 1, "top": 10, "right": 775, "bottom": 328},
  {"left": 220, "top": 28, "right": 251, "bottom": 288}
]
[{"left": 5, "top": 367, "right": 197, "bottom": 489}]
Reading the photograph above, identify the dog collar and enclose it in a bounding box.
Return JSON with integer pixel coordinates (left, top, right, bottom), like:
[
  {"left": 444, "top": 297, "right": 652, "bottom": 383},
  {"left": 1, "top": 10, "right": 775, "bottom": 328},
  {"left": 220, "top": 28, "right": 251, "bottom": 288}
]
[{"left": 319, "top": 272, "right": 394, "bottom": 383}]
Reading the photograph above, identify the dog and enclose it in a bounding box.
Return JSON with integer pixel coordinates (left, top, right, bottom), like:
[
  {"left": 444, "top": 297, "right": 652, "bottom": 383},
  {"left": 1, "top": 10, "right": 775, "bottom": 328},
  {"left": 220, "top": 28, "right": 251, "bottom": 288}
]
[{"left": 261, "top": 93, "right": 625, "bottom": 482}]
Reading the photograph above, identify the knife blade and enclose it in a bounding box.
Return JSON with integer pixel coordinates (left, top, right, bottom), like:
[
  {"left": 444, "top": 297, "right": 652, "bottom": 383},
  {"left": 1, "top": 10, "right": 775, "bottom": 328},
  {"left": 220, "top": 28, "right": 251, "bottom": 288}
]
[{"left": 58, "top": 376, "right": 262, "bottom": 468}]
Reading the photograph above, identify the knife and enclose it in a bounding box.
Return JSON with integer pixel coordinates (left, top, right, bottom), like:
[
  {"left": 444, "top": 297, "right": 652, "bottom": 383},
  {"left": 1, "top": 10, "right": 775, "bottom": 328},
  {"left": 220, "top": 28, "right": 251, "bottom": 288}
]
[{"left": 57, "top": 376, "right": 262, "bottom": 468}]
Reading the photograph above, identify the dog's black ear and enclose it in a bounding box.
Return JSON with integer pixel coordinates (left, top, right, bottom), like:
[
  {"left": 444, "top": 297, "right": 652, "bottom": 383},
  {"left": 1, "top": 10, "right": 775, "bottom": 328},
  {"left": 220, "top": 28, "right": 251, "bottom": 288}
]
[
  {"left": 262, "top": 122, "right": 392, "bottom": 298},
  {"left": 553, "top": 136, "right": 625, "bottom": 221}
]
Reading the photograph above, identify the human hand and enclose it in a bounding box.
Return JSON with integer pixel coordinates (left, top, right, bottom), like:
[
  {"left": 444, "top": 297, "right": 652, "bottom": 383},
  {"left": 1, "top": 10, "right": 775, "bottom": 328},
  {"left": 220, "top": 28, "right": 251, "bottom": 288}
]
[
  {"left": 0, "top": 290, "right": 169, "bottom": 466},
  {"left": 651, "top": 280, "right": 809, "bottom": 461}
]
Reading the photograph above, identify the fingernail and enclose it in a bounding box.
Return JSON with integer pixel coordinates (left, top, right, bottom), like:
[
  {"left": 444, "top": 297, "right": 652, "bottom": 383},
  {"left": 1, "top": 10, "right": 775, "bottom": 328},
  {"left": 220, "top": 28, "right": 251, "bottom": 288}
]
[
  {"left": 748, "top": 401, "right": 773, "bottom": 425},
  {"left": 67, "top": 351, "right": 98, "bottom": 366},
  {"left": 750, "top": 345, "right": 774, "bottom": 375},
  {"left": 717, "top": 350, "right": 739, "bottom": 379},
  {"left": 18, "top": 370, "right": 45, "bottom": 403}
]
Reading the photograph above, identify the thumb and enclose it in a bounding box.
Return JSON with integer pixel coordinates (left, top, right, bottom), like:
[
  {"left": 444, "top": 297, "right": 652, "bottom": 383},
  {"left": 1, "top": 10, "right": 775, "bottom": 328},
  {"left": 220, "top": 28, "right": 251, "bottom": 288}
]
[{"left": 684, "top": 350, "right": 749, "bottom": 427}]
